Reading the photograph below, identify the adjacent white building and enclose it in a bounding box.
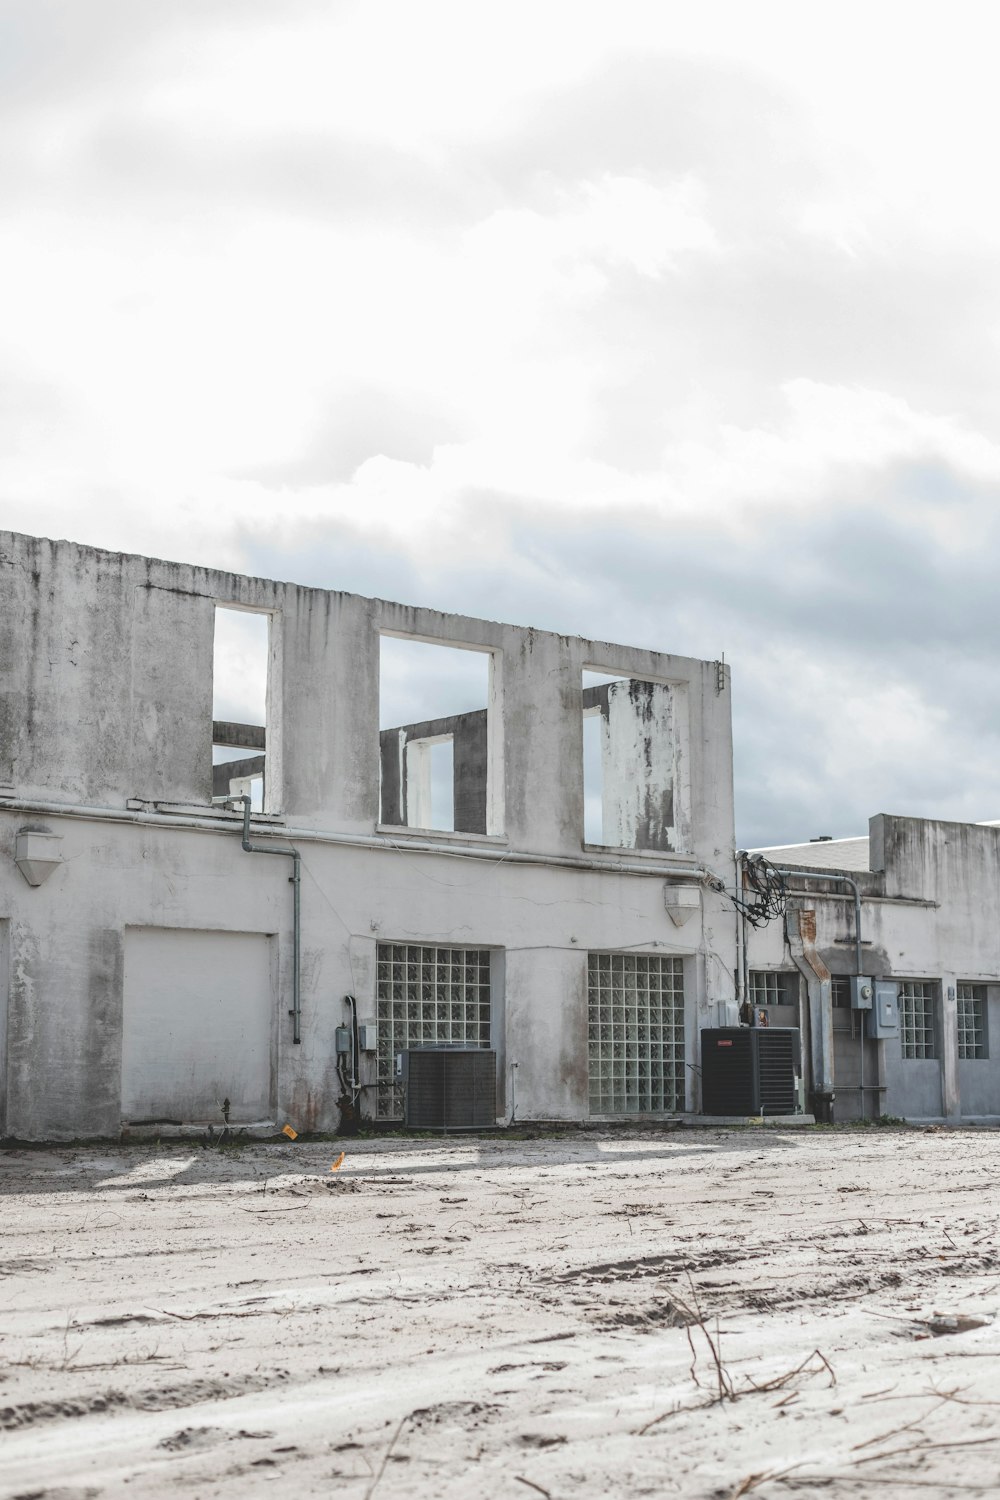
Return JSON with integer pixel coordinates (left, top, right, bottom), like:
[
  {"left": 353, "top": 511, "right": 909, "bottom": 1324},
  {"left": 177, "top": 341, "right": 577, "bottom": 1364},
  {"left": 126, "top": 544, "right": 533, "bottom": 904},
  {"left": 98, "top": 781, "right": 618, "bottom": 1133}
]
[{"left": 745, "top": 817, "right": 1000, "bottom": 1123}]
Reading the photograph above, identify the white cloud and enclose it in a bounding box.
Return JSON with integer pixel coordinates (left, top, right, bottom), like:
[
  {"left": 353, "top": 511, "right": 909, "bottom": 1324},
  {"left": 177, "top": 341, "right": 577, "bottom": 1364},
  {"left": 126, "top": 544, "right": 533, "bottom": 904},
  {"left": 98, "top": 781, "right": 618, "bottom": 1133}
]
[{"left": 4, "top": 0, "right": 1000, "bottom": 840}]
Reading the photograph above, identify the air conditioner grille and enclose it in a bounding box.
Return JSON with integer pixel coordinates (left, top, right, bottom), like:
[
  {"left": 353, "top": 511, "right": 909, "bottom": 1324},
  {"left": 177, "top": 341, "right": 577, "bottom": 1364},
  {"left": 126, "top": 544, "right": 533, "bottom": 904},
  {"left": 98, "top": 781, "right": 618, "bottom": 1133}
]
[{"left": 404, "top": 1049, "right": 497, "bottom": 1131}]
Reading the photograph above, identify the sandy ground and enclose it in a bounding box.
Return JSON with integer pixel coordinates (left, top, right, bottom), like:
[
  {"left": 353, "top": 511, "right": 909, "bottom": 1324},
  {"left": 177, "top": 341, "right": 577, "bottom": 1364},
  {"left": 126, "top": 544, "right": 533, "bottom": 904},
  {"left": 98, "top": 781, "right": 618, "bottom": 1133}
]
[{"left": 2, "top": 1127, "right": 1000, "bottom": 1500}]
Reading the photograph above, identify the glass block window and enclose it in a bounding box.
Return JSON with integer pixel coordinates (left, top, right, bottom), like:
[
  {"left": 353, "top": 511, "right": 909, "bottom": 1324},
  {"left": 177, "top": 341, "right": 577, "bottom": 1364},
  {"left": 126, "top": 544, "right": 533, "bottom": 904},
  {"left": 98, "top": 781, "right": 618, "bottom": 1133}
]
[
  {"left": 749, "top": 971, "right": 798, "bottom": 1006},
  {"left": 958, "top": 983, "right": 987, "bottom": 1060},
  {"left": 588, "top": 953, "right": 685, "bottom": 1115},
  {"left": 899, "top": 981, "right": 937, "bottom": 1060},
  {"left": 375, "top": 943, "right": 491, "bottom": 1119}
]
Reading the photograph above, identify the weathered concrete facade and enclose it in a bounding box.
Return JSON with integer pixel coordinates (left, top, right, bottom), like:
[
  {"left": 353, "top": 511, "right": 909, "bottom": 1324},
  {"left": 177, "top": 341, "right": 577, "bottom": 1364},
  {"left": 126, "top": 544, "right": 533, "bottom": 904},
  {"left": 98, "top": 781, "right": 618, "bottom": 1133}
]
[
  {"left": 0, "top": 532, "right": 737, "bottom": 1140},
  {"left": 746, "top": 816, "right": 1000, "bottom": 1122}
]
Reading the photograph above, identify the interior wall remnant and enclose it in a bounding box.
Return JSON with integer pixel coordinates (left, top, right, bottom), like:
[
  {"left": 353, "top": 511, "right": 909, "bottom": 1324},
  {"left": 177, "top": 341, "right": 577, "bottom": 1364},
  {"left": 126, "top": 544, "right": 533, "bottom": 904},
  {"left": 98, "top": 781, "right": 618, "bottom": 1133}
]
[
  {"left": 379, "top": 709, "right": 488, "bottom": 834},
  {"left": 583, "top": 679, "right": 683, "bottom": 852}
]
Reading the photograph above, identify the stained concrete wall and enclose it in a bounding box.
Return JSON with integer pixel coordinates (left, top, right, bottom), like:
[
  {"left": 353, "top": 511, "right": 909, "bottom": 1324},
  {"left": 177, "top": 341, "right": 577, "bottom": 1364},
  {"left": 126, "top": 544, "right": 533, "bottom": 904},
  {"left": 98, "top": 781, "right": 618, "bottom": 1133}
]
[
  {"left": 747, "top": 814, "right": 1000, "bottom": 1122},
  {"left": 0, "top": 530, "right": 737, "bottom": 1139}
]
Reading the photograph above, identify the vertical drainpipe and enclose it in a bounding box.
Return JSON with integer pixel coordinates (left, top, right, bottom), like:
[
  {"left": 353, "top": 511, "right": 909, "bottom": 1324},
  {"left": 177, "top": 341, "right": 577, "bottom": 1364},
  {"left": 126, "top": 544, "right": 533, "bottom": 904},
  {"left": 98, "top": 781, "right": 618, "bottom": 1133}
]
[
  {"left": 234, "top": 795, "right": 302, "bottom": 1044},
  {"left": 785, "top": 908, "right": 835, "bottom": 1122}
]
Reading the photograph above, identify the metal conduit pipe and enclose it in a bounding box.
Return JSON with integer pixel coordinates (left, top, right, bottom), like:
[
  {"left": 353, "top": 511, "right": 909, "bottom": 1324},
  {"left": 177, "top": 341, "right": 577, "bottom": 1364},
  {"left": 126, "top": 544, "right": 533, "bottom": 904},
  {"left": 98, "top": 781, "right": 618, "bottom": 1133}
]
[
  {"left": 233, "top": 795, "right": 302, "bottom": 1045},
  {"left": 0, "top": 796, "right": 717, "bottom": 883},
  {"left": 771, "top": 868, "right": 864, "bottom": 975}
]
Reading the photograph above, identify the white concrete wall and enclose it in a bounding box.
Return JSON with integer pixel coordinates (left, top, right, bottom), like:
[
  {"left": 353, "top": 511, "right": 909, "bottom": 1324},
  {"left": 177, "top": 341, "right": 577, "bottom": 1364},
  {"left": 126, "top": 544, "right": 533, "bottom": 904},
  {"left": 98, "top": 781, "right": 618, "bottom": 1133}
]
[{"left": 0, "top": 530, "right": 738, "bottom": 1139}]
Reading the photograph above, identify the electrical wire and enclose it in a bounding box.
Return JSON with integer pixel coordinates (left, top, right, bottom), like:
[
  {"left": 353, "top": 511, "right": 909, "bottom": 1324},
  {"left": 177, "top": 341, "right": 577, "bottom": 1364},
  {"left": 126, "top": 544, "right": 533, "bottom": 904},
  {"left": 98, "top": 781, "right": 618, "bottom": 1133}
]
[{"left": 728, "top": 853, "right": 787, "bottom": 929}]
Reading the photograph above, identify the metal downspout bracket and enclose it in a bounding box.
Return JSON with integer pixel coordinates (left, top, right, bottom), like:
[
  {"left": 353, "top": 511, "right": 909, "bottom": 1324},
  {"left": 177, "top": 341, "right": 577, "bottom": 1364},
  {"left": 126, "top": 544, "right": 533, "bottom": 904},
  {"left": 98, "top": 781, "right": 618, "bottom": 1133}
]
[{"left": 235, "top": 795, "right": 302, "bottom": 1044}]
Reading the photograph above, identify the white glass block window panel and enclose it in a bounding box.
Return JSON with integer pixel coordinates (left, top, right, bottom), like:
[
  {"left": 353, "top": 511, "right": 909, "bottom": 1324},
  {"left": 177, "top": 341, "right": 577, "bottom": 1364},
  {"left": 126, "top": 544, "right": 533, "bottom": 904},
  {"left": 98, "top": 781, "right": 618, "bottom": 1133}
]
[
  {"left": 588, "top": 952, "right": 684, "bottom": 1115},
  {"left": 375, "top": 943, "right": 491, "bottom": 1119},
  {"left": 899, "top": 981, "right": 937, "bottom": 1060},
  {"left": 957, "top": 983, "right": 987, "bottom": 1061}
]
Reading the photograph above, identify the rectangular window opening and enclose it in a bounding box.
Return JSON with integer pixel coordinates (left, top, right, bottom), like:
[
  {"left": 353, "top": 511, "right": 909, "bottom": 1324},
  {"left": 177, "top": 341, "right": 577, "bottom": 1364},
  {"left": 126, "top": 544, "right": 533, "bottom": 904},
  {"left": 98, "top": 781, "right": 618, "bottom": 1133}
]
[
  {"left": 957, "top": 983, "right": 987, "bottom": 1060},
  {"left": 379, "top": 636, "right": 498, "bottom": 835},
  {"left": 212, "top": 606, "right": 271, "bottom": 812},
  {"left": 749, "top": 971, "right": 799, "bottom": 1007},
  {"left": 375, "top": 942, "right": 492, "bottom": 1119},
  {"left": 582, "top": 668, "right": 680, "bottom": 853},
  {"left": 899, "top": 980, "right": 937, "bottom": 1060}
]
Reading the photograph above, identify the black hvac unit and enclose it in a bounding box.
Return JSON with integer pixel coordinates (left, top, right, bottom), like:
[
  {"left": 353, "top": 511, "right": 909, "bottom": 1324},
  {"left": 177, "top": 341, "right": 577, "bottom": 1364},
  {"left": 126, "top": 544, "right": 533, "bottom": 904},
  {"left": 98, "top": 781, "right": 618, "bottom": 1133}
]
[
  {"left": 403, "top": 1048, "right": 497, "bottom": 1131},
  {"left": 700, "top": 1028, "right": 800, "bottom": 1116}
]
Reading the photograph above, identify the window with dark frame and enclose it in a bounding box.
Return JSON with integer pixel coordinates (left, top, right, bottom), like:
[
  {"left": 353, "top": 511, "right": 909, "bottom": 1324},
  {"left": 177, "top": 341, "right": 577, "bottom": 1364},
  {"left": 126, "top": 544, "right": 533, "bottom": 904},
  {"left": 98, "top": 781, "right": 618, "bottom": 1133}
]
[
  {"left": 831, "top": 976, "right": 852, "bottom": 1008},
  {"left": 957, "top": 983, "right": 987, "bottom": 1060},
  {"left": 899, "top": 980, "right": 937, "bottom": 1060},
  {"left": 748, "top": 971, "right": 798, "bottom": 1007}
]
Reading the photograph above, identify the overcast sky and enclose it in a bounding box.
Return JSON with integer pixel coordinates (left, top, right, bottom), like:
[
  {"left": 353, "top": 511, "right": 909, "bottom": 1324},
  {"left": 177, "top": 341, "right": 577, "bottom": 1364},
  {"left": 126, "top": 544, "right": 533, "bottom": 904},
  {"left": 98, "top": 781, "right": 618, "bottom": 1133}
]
[{"left": 4, "top": 0, "right": 1000, "bottom": 846}]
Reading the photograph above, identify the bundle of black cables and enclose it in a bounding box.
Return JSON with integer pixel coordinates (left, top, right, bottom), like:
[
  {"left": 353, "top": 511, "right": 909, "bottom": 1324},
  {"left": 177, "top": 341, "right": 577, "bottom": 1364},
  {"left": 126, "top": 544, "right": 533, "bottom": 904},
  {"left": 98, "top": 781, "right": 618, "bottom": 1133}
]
[{"left": 733, "top": 853, "right": 786, "bottom": 928}]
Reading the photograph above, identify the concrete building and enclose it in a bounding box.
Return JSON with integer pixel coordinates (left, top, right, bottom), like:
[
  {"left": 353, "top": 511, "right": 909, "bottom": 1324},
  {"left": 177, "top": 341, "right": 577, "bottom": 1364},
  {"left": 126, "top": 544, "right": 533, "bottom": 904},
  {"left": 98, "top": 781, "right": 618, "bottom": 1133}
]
[
  {"left": 745, "top": 817, "right": 1000, "bottom": 1123},
  {"left": 0, "top": 531, "right": 738, "bottom": 1140}
]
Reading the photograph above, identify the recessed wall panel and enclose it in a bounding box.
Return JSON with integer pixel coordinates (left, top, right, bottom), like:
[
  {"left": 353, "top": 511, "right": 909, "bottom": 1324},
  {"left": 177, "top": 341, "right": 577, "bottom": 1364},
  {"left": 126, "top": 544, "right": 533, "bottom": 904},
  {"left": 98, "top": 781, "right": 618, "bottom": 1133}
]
[{"left": 122, "top": 928, "right": 274, "bottom": 1124}]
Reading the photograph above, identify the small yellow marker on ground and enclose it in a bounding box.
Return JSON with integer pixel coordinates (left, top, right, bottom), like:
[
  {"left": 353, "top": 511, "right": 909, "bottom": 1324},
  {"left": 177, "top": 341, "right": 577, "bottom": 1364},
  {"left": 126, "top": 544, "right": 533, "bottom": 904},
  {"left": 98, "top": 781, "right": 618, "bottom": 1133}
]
[
  {"left": 331, "top": 1151, "right": 346, "bottom": 1172},
  {"left": 282, "top": 1124, "right": 298, "bottom": 1140}
]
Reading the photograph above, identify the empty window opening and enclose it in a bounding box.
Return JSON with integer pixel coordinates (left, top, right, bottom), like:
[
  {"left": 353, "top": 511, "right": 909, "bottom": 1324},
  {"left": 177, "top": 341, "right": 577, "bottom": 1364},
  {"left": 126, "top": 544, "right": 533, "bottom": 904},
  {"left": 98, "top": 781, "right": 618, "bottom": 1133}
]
[
  {"left": 588, "top": 953, "right": 685, "bottom": 1115},
  {"left": 899, "top": 980, "right": 937, "bottom": 1059},
  {"left": 375, "top": 943, "right": 492, "bottom": 1119},
  {"left": 379, "top": 636, "right": 497, "bottom": 835},
  {"left": 404, "top": 734, "right": 455, "bottom": 832},
  {"left": 582, "top": 669, "right": 681, "bottom": 853},
  {"left": 749, "top": 972, "right": 799, "bottom": 1008},
  {"left": 832, "top": 974, "right": 856, "bottom": 1034},
  {"left": 958, "top": 983, "right": 987, "bottom": 1060},
  {"left": 213, "top": 607, "right": 270, "bottom": 811}
]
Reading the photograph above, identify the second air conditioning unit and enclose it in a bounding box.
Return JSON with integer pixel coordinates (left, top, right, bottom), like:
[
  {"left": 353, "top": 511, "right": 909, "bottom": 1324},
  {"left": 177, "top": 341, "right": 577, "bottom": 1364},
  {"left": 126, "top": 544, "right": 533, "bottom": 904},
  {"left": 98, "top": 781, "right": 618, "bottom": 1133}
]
[
  {"left": 403, "top": 1048, "right": 497, "bottom": 1131},
  {"left": 700, "top": 1027, "right": 801, "bottom": 1116}
]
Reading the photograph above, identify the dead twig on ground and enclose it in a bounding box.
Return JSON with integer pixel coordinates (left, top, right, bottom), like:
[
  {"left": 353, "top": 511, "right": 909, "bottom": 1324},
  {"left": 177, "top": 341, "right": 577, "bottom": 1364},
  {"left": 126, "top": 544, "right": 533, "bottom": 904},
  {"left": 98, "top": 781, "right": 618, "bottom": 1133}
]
[
  {"left": 776, "top": 1476, "right": 994, "bottom": 1492},
  {"left": 515, "top": 1478, "right": 553, "bottom": 1499},
  {"left": 851, "top": 1434, "right": 1000, "bottom": 1467},
  {"left": 364, "top": 1414, "right": 409, "bottom": 1500},
  {"left": 850, "top": 1397, "right": 946, "bottom": 1451},
  {"left": 743, "top": 1349, "right": 836, "bottom": 1394},
  {"left": 730, "top": 1462, "right": 806, "bottom": 1497},
  {"left": 638, "top": 1285, "right": 834, "bottom": 1434}
]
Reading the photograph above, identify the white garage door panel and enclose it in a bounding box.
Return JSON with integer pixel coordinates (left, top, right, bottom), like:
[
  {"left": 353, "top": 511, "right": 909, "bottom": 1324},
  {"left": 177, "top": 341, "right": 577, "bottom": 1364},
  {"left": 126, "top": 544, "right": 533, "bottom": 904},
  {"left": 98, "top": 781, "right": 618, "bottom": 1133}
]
[{"left": 123, "top": 928, "right": 274, "bottom": 1123}]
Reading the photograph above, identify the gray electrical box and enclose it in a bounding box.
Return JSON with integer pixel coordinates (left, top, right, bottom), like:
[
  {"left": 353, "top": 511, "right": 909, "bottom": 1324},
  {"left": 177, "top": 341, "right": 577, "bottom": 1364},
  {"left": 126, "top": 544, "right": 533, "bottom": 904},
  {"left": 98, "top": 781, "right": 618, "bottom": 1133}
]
[
  {"left": 867, "top": 980, "right": 899, "bottom": 1038},
  {"left": 357, "top": 1023, "right": 378, "bottom": 1052},
  {"left": 335, "top": 1026, "right": 351, "bottom": 1055},
  {"left": 849, "top": 976, "right": 874, "bottom": 1010}
]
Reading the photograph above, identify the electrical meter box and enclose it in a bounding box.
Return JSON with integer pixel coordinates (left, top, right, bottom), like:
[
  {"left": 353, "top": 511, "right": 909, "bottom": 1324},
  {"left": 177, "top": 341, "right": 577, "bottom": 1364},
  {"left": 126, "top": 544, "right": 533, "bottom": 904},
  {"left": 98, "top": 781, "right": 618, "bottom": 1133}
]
[
  {"left": 849, "top": 976, "right": 874, "bottom": 1010},
  {"left": 334, "top": 1026, "right": 351, "bottom": 1055},
  {"left": 866, "top": 981, "right": 899, "bottom": 1038}
]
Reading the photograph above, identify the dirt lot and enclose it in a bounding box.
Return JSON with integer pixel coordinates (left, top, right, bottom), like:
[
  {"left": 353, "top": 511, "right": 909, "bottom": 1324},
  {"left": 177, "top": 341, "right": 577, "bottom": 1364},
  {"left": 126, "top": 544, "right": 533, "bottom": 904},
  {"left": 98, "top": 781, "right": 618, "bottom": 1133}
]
[{"left": 2, "top": 1127, "right": 1000, "bottom": 1500}]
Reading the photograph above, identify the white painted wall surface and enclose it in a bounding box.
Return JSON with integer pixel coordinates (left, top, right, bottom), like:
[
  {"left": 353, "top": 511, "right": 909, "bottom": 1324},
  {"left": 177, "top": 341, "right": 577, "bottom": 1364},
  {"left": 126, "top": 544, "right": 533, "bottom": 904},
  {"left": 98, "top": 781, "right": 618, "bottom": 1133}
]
[
  {"left": 121, "top": 928, "right": 274, "bottom": 1125},
  {"left": 0, "top": 530, "right": 739, "bottom": 1138}
]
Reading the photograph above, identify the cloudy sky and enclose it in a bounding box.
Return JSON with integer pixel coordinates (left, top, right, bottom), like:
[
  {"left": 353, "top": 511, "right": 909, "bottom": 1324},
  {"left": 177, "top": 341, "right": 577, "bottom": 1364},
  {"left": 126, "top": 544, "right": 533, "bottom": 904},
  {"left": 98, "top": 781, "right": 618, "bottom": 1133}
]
[{"left": 4, "top": 0, "right": 1000, "bottom": 846}]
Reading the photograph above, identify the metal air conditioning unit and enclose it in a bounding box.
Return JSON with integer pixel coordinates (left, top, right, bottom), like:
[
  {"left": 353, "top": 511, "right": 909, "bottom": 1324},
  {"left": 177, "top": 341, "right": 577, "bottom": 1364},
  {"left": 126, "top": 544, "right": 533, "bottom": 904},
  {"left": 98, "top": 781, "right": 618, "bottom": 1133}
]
[
  {"left": 403, "top": 1048, "right": 497, "bottom": 1131},
  {"left": 700, "top": 1028, "right": 801, "bottom": 1116}
]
